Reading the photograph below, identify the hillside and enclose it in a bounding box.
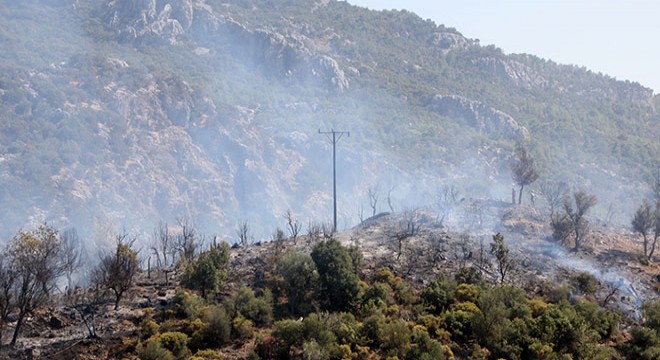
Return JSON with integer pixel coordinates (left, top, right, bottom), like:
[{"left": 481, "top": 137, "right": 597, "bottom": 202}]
[
  {"left": 0, "top": 0, "right": 658, "bottom": 243},
  {"left": 0, "top": 207, "right": 658, "bottom": 359}
]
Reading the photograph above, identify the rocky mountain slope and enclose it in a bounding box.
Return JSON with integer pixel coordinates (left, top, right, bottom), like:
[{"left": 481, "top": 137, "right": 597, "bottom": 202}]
[{"left": 0, "top": 0, "right": 658, "bottom": 243}]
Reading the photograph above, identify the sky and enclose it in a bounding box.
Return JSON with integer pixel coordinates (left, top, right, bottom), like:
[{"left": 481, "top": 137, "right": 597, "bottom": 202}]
[{"left": 348, "top": 0, "right": 659, "bottom": 94}]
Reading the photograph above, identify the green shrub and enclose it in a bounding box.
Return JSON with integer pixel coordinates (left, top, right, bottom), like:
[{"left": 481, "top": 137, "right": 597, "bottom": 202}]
[
  {"left": 574, "top": 300, "right": 620, "bottom": 340},
  {"left": 203, "top": 305, "right": 232, "bottom": 344},
  {"left": 193, "top": 349, "right": 224, "bottom": 360},
  {"left": 232, "top": 315, "right": 255, "bottom": 340},
  {"left": 571, "top": 272, "right": 598, "bottom": 295},
  {"left": 624, "top": 327, "right": 660, "bottom": 360},
  {"left": 139, "top": 339, "right": 175, "bottom": 360},
  {"left": 230, "top": 286, "right": 273, "bottom": 327},
  {"left": 140, "top": 319, "right": 160, "bottom": 339},
  {"left": 311, "top": 239, "right": 361, "bottom": 312},
  {"left": 642, "top": 300, "right": 660, "bottom": 331},
  {"left": 181, "top": 243, "right": 230, "bottom": 299},
  {"left": 528, "top": 341, "right": 554, "bottom": 360},
  {"left": 302, "top": 340, "right": 330, "bottom": 360},
  {"left": 272, "top": 319, "right": 305, "bottom": 347},
  {"left": 278, "top": 251, "right": 319, "bottom": 315},
  {"left": 174, "top": 289, "right": 204, "bottom": 319},
  {"left": 454, "top": 266, "right": 483, "bottom": 286},
  {"left": 421, "top": 277, "right": 456, "bottom": 314},
  {"left": 363, "top": 282, "right": 392, "bottom": 307},
  {"left": 302, "top": 313, "right": 337, "bottom": 347},
  {"left": 158, "top": 332, "right": 190, "bottom": 360},
  {"left": 381, "top": 319, "right": 411, "bottom": 358},
  {"left": 408, "top": 326, "right": 446, "bottom": 360},
  {"left": 455, "top": 284, "right": 480, "bottom": 303},
  {"left": 360, "top": 313, "right": 386, "bottom": 347},
  {"left": 443, "top": 309, "right": 475, "bottom": 343}
]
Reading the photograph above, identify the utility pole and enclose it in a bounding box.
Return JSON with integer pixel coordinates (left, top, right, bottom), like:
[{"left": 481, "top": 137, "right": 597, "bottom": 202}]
[{"left": 319, "top": 129, "right": 350, "bottom": 232}]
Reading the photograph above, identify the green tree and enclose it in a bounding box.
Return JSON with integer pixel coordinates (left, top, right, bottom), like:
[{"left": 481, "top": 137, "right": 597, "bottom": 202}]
[
  {"left": 632, "top": 199, "right": 656, "bottom": 260},
  {"left": 511, "top": 146, "right": 540, "bottom": 204},
  {"left": 490, "top": 233, "right": 514, "bottom": 284},
  {"left": 278, "top": 251, "right": 319, "bottom": 315},
  {"left": 552, "top": 190, "right": 597, "bottom": 251},
  {"left": 181, "top": 242, "right": 230, "bottom": 299},
  {"left": 93, "top": 233, "right": 140, "bottom": 309},
  {"left": 5, "top": 224, "right": 66, "bottom": 345},
  {"left": 311, "top": 239, "right": 360, "bottom": 312}
]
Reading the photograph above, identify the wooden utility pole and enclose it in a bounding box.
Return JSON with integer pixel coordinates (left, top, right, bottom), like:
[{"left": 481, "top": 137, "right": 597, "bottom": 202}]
[{"left": 319, "top": 129, "right": 349, "bottom": 232}]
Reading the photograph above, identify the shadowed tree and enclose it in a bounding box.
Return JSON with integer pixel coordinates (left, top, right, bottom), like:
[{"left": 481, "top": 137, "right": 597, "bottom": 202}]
[
  {"left": 510, "top": 146, "right": 540, "bottom": 204},
  {"left": 632, "top": 199, "right": 656, "bottom": 260},
  {"left": 93, "top": 234, "right": 140, "bottom": 309}
]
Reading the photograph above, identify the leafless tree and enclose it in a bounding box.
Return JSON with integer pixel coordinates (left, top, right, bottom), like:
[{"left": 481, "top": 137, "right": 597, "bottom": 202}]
[
  {"left": 368, "top": 185, "right": 380, "bottom": 216},
  {"left": 93, "top": 233, "right": 140, "bottom": 310},
  {"left": 538, "top": 181, "right": 569, "bottom": 215},
  {"left": 68, "top": 285, "right": 104, "bottom": 338},
  {"left": 0, "top": 254, "right": 16, "bottom": 342},
  {"left": 61, "top": 227, "right": 84, "bottom": 295},
  {"left": 236, "top": 220, "right": 252, "bottom": 247},
  {"left": 510, "top": 145, "right": 540, "bottom": 204},
  {"left": 653, "top": 201, "right": 660, "bottom": 261},
  {"left": 150, "top": 221, "right": 173, "bottom": 268},
  {"left": 321, "top": 222, "right": 334, "bottom": 239},
  {"left": 357, "top": 205, "right": 365, "bottom": 223},
  {"left": 632, "top": 199, "right": 655, "bottom": 260},
  {"left": 552, "top": 190, "right": 597, "bottom": 252},
  {"left": 392, "top": 209, "right": 421, "bottom": 261},
  {"left": 435, "top": 184, "right": 460, "bottom": 226},
  {"left": 284, "top": 210, "right": 301, "bottom": 244},
  {"left": 6, "top": 224, "right": 66, "bottom": 345},
  {"left": 386, "top": 185, "right": 396, "bottom": 212},
  {"left": 455, "top": 233, "right": 473, "bottom": 270},
  {"left": 307, "top": 221, "right": 322, "bottom": 243},
  {"left": 174, "top": 217, "right": 199, "bottom": 263},
  {"left": 651, "top": 170, "right": 660, "bottom": 201},
  {"left": 426, "top": 233, "right": 447, "bottom": 270}
]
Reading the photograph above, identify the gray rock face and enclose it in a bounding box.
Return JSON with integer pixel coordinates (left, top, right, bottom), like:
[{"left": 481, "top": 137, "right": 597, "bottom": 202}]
[
  {"left": 220, "top": 20, "right": 349, "bottom": 91},
  {"left": 108, "top": 0, "right": 194, "bottom": 44},
  {"left": 431, "top": 32, "right": 471, "bottom": 54},
  {"left": 106, "top": 0, "right": 350, "bottom": 91},
  {"left": 472, "top": 57, "right": 548, "bottom": 88},
  {"left": 432, "top": 94, "right": 530, "bottom": 141}
]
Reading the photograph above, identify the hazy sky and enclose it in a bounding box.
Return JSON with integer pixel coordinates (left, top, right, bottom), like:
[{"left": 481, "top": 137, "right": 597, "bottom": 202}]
[{"left": 349, "top": 0, "right": 659, "bottom": 94}]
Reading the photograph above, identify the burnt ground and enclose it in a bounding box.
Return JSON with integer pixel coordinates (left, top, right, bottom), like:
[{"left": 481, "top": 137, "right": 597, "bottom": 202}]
[{"left": 0, "top": 199, "right": 658, "bottom": 359}]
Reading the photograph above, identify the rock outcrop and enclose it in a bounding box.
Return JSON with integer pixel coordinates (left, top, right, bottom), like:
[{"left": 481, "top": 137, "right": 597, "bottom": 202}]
[
  {"left": 471, "top": 57, "right": 548, "bottom": 88},
  {"left": 431, "top": 94, "right": 530, "bottom": 141}
]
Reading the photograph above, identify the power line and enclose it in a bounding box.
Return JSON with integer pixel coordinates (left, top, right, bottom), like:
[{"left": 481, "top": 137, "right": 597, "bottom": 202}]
[{"left": 319, "top": 129, "right": 350, "bottom": 232}]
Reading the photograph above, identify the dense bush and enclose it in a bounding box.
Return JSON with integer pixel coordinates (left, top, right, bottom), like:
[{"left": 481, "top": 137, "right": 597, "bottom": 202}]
[
  {"left": 278, "top": 251, "right": 319, "bottom": 315},
  {"left": 138, "top": 339, "right": 175, "bottom": 360},
  {"left": 228, "top": 286, "right": 273, "bottom": 327},
  {"left": 311, "top": 239, "right": 361, "bottom": 312},
  {"left": 181, "top": 243, "right": 231, "bottom": 299}
]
